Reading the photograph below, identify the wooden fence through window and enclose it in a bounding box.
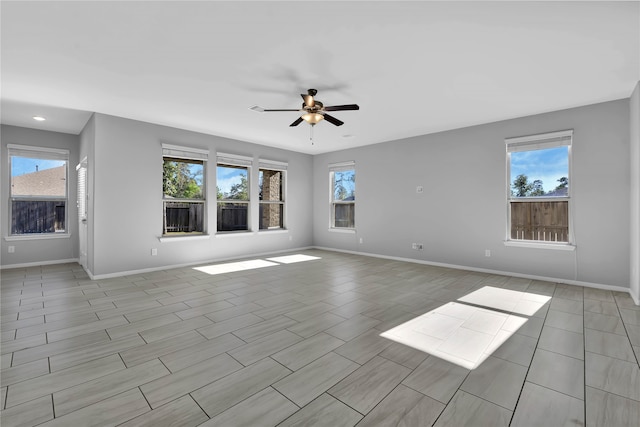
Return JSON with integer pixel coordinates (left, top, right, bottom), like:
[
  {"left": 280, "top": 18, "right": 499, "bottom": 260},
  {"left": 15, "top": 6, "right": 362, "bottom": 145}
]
[{"left": 510, "top": 200, "right": 568, "bottom": 242}]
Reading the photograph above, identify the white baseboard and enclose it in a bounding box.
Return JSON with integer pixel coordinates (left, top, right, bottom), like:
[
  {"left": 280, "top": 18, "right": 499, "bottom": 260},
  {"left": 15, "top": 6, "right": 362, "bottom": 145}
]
[
  {"left": 0, "top": 258, "right": 80, "bottom": 270},
  {"left": 314, "top": 246, "right": 634, "bottom": 296},
  {"left": 87, "top": 246, "right": 314, "bottom": 280}
]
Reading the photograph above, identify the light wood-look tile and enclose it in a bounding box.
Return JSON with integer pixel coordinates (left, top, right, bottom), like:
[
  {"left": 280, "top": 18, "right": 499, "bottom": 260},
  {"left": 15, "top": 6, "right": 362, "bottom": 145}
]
[
  {"left": 196, "top": 313, "right": 263, "bottom": 339},
  {"left": 586, "top": 386, "right": 640, "bottom": 427},
  {"left": 53, "top": 358, "right": 169, "bottom": 416},
  {"left": 191, "top": 357, "right": 291, "bottom": 418},
  {"left": 39, "top": 388, "right": 150, "bottom": 427},
  {"left": 46, "top": 315, "right": 129, "bottom": 342},
  {"left": 117, "top": 394, "right": 208, "bottom": 427},
  {"left": 272, "top": 332, "right": 344, "bottom": 371},
  {"left": 273, "top": 352, "right": 360, "bottom": 407},
  {"left": 356, "top": 384, "right": 444, "bottom": 427},
  {"left": 328, "top": 356, "right": 411, "bottom": 414},
  {"left": 0, "top": 357, "right": 49, "bottom": 387},
  {"left": 585, "top": 328, "right": 637, "bottom": 362},
  {"left": 201, "top": 386, "right": 298, "bottom": 427},
  {"left": 140, "top": 352, "right": 242, "bottom": 408},
  {"left": 527, "top": 349, "right": 584, "bottom": 399},
  {"left": 6, "top": 353, "right": 125, "bottom": 408},
  {"left": 3, "top": 250, "right": 639, "bottom": 426},
  {"left": 49, "top": 334, "right": 144, "bottom": 372},
  {"left": 0, "top": 394, "right": 53, "bottom": 427},
  {"left": 584, "top": 311, "right": 628, "bottom": 335},
  {"left": 232, "top": 315, "right": 299, "bottom": 342},
  {"left": 434, "top": 390, "right": 512, "bottom": 427},
  {"left": 278, "top": 393, "right": 363, "bottom": 427},
  {"left": 334, "top": 328, "right": 393, "bottom": 365},
  {"left": 325, "top": 314, "right": 381, "bottom": 341},
  {"left": 228, "top": 329, "right": 303, "bottom": 366},
  {"left": 585, "top": 352, "right": 640, "bottom": 401},
  {"left": 119, "top": 330, "right": 206, "bottom": 367},
  {"left": 160, "top": 332, "right": 245, "bottom": 372},
  {"left": 460, "top": 356, "right": 527, "bottom": 410},
  {"left": 511, "top": 381, "right": 584, "bottom": 427},
  {"left": 537, "top": 325, "right": 584, "bottom": 360},
  {"left": 138, "top": 315, "right": 212, "bottom": 343},
  {"left": 402, "top": 356, "right": 470, "bottom": 404},
  {"left": 544, "top": 309, "right": 583, "bottom": 334},
  {"left": 286, "top": 312, "right": 346, "bottom": 338}
]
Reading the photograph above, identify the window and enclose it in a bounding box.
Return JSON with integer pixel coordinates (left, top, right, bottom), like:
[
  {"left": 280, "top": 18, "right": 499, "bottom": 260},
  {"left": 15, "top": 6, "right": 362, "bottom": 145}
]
[
  {"left": 506, "top": 130, "right": 572, "bottom": 243},
  {"left": 259, "top": 159, "right": 287, "bottom": 230},
  {"left": 217, "top": 153, "right": 252, "bottom": 232},
  {"left": 8, "top": 145, "right": 69, "bottom": 236},
  {"left": 329, "top": 161, "right": 355, "bottom": 229},
  {"left": 162, "top": 144, "right": 208, "bottom": 236}
]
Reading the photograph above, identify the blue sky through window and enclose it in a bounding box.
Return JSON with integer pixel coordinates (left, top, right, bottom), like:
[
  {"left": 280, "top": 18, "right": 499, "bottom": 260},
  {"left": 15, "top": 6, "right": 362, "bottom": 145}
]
[
  {"left": 11, "top": 157, "right": 65, "bottom": 176},
  {"left": 510, "top": 146, "right": 568, "bottom": 194},
  {"left": 217, "top": 165, "right": 247, "bottom": 196}
]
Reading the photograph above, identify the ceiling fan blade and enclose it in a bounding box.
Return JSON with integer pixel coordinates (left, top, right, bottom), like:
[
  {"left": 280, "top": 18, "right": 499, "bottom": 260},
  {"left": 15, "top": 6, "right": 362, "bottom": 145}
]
[
  {"left": 301, "top": 94, "right": 315, "bottom": 108},
  {"left": 324, "top": 104, "right": 360, "bottom": 111},
  {"left": 323, "top": 113, "right": 344, "bottom": 126},
  {"left": 289, "top": 117, "right": 304, "bottom": 127},
  {"left": 250, "top": 106, "right": 302, "bottom": 113},
  {"left": 264, "top": 109, "right": 303, "bottom": 112}
]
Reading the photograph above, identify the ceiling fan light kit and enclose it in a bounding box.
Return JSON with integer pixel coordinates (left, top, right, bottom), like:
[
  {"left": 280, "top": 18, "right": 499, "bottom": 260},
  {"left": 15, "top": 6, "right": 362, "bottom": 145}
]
[{"left": 250, "top": 88, "right": 359, "bottom": 129}]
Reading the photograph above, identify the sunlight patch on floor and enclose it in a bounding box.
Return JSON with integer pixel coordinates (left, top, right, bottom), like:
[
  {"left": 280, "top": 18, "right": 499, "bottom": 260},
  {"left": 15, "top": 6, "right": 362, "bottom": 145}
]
[
  {"left": 193, "top": 254, "right": 321, "bottom": 275},
  {"left": 194, "top": 259, "right": 278, "bottom": 275},
  {"left": 381, "top": 287, "right": 551, "bottom": 369},
  {"left": 266, "top": 254, "right": 322, "bottom": 264}
]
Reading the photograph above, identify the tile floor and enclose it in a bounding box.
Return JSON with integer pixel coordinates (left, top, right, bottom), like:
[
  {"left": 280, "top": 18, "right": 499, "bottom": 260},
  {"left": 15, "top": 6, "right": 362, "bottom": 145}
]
[{"left": 1, "top": 249, "right": 639, "bottom": 426}]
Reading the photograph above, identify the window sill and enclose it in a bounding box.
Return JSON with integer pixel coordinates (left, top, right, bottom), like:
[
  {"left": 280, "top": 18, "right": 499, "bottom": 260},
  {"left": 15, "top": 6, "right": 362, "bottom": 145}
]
[
  {"left": 5, "top": 233, "right": 71, "bottom": 241},
  {"left": 328, "top": 228, "right": 356, "bottom": 234},
  {"left": 257, "top": 229, "right": 289, "bottom": 235},
  {"left": 215, "top": 231, "right": 255, "bottom": 238},
  {"left": 504, "top": 240, "right": 576, "bottom": 251},
  {"left": 159, "top": 234, "right": 210, "bottom": 243}
]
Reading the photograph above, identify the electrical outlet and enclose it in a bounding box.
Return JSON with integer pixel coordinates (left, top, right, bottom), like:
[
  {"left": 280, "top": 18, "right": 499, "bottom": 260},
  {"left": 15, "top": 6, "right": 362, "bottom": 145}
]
[
  {"left": 412, "top": 243, "right": 424, "bottom": 250},
  {"left": 359, "top": 237, "right": 363, "bottom": 244},
  {"left": 416, "top": 186, "right": 424, "bottom": 194},
  {"left": 485, "top": 249, "right": 491, "bottom": 257},
  {"left": 151, "top": 248, "right": 158, "bottom": 256},
  {"left": 8, "top": 246, "right": 15, "bottom": 253}
]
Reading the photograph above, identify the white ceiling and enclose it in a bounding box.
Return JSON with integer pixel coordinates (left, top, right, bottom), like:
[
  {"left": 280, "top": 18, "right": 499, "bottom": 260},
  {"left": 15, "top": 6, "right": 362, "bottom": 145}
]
[{"left": 1, "top": 1, "right": 638, "bottom": 154}]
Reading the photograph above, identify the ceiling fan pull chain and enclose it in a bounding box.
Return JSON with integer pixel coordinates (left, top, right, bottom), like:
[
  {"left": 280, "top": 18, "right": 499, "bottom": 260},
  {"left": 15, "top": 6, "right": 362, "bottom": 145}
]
[{"left": 310, "top": 125, "right": 314, "bottom": 145}]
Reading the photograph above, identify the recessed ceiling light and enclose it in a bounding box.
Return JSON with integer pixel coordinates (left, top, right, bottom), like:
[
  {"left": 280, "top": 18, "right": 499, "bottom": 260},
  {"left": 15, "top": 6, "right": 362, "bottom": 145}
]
[{"left": 32, "top": 116, "right": 46, "bottom": 121}]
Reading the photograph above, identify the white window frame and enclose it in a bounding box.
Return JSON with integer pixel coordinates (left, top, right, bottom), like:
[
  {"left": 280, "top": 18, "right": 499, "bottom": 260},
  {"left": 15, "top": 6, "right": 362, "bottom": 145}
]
[
  {"left": 505, "top": 130, "right": 574, "bottom": 249},
  {"left": 216, "top": 152, "right": 253, "bottom": 233},
  {"left": 161, "top": 143, "right": 209, "bottom": 238},
  {"left": 258, "top": 159, "right": 287, "bottom": 231},
  {"left": 7, "top": 144, "right": 70, "bottom": 239},
  {"left": 329, "top": 161, "right": 356, "bottom": 232}
]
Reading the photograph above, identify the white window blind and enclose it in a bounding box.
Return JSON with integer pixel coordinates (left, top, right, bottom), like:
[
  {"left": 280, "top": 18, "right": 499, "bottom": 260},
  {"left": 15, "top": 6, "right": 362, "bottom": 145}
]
[
  {"left": 506, "top": 130, "right": 573, "bottom": 153},
  {"left": 162, "top": 143, "right": 209, "bottom": 161},
  {"left": 328, "top": 160, "right": 355, "bottom": 172},
  {"left": 258, "top": 159, "right": 288, "bottom": 170},
  {"left": 217, "top": 152, "right": 253, "bottom": 167},
  {"left": 7, "top": 144, "right": 69, "bottom": 161}
]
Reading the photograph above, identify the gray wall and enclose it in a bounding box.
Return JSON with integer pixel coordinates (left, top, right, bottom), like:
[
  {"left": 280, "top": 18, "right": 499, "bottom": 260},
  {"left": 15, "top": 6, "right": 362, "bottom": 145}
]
[
  {"left": 85, "top": 114, "right": 313, "bottom": 277},
  {"left": 630, "top": 82, "right": 640, "bottom": 302},
  {"left": 313, "top": 99, "right": 631, "bottom": 289},
  {"left": 1, "top": 125, "right": 80, "bottom": 265}
]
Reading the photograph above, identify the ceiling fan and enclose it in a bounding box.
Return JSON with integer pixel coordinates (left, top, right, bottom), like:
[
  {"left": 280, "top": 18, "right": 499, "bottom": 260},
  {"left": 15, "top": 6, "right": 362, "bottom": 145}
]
[{"left": 250, "top": 88, "right": 359, "bottom": 127}]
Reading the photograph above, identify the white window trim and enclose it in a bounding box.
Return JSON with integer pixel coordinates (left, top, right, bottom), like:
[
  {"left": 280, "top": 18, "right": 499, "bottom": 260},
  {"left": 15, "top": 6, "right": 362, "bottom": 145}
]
[
  {"left": 7, "top": 144, "right": 70, "bottom": 238},
  {"left": 258, "top": 160, "right": 287, "bottom": 232},
  {"left": 505, "top": 130, "right": 574, "bottom": 247},
  {"left": 162, "top": 144, "right": 208, "bottom": 236},
  {"left": 329, "top": 161, "right": 356, "bottom": 231},
  {"left": 216, "top": 153, "right": 253, "bottom": 234}
]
